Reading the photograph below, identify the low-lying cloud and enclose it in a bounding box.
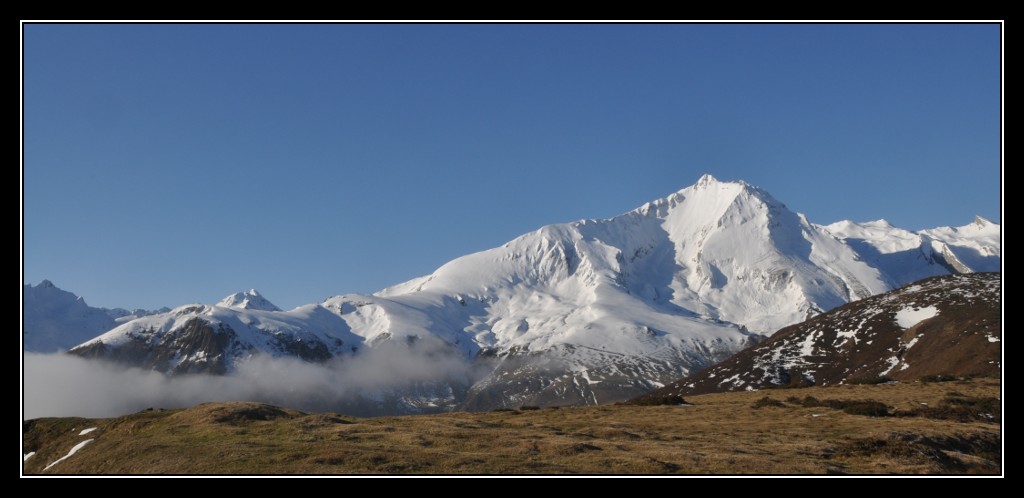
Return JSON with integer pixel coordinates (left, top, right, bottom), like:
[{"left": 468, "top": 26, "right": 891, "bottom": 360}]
[{"left": 24, "top": 345, "right": 482, "bottom": 420}]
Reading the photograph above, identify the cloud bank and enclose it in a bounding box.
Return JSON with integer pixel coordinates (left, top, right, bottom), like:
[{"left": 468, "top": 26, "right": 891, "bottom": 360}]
[{"left": 24, "top": 345, "right": 480, "bottom": 419}]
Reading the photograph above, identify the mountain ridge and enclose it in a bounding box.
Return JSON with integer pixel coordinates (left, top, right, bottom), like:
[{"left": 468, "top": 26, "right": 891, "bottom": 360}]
[
  {"left": 23, "top": 281, "right": 167, "bottom": 352},
  {"left": 28, "top": 175, "right": 999, "bottom": 411}
]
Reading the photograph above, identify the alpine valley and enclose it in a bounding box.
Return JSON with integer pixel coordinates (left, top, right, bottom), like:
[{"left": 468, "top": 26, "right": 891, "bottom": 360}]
[{"left": 25, "top": 175, "right": 1000, "bottom": 413}]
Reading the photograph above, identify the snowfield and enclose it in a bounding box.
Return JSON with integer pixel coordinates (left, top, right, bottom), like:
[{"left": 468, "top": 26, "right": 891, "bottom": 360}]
[{"left": 895, "top": 306, "right": 939, "bottom": 328}]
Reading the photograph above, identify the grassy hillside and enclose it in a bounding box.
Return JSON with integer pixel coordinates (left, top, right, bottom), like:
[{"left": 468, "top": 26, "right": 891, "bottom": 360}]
[{"left": 24, "top": 378, "right": 1000, "bottom": 475}]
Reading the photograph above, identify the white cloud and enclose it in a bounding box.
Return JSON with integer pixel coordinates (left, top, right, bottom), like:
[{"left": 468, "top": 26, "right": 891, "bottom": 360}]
[{"left": 23, "top": 345, "right": 480, "bottom": 419}]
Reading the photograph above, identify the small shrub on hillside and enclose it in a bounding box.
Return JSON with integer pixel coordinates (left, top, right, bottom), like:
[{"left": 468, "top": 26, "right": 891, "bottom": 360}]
[
  {"left": 836, "top": 400, "right": 890, "bottom": 417},
  {"left": 847, "top": 375, "right": 894, "bottom": 385},
  {"left": 921, "top": 374, "right": 958, "bottom": 383},
  {"left": 897, "top": 396, "right": 1001, "bottom": 423},
  {"left": 792, "top": 396, "right": 890, "bottom": 416},
  {"left": 752, "top": 396, "right": 786, "bottom": 409},
  {"left": 631, "top": 395, "right": 691, "bottom": 406}
]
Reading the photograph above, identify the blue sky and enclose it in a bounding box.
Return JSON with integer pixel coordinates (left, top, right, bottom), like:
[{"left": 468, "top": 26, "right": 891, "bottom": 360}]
[{"left": 23, "top": 23, "right": 1001, "bottom": 310}]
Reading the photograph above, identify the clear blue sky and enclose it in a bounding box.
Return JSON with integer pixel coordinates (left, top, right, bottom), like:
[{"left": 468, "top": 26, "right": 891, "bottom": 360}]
[{"left": 23, "top": 23, "right": 1001, "bottom": 310}]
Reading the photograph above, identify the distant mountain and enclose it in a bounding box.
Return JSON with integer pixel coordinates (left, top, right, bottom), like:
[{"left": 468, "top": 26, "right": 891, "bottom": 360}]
[
  {"left": 23, "top": 281, "right": 168, "bottom": 352},
  {"left": 60, "top": 175, "right": 1001, "bottom": 411},
  {"left": 217, "top": 289, "right": 282, "bottom": 312},
  {"left": 105, "top": 306, "right": 172, "bottom": 325},
  {"left": 822, "top": 216, "right": 999, "bottom": 283},
  {"left": 23, "top": 281, "right": 117, "bottom": 352},
  {"left": 919, "top": 216, "right": 1001, "bottom": 272},
  {"left": 634, "top": 273, "right": 1001, "bottom": 402},
  {"left": 69, "top": 291, "right": 360, "bottom": 375}
]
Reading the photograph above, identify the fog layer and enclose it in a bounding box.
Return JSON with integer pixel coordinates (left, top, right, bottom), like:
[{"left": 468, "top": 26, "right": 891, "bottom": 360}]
[{"left": 24, "top": 345, "right": 478, "bottom": 419}]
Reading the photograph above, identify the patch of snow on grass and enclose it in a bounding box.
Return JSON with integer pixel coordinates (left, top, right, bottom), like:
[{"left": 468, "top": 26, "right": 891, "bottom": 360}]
[
  {"left": 895, "top": 306, "right": 938, "bottom": 328},
  {"left": 719, "top": 373, "right": 743, "bottom": 387},
  {"left": 905, "top": 335, "right": 922, "bottom": 349},
  {"left": 799, "top": 332, "right": 815, "bottom": 356},
  {"left": 880, "top": 356, "right": 901, "bottom": 376},
  {"left": 43, "top": 439, "right": 94, "bottom": 471},
  {"left": 835, "top": 330, "right": 858, "bottom": 347},
  {"left": 78, "top": 427, "right": 97, "bottom": 436}
]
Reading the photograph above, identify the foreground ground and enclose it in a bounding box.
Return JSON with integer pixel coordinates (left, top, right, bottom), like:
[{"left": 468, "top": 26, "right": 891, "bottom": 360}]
[{"left": 23, "top": 378, "right": 1000, "bottom": 475}]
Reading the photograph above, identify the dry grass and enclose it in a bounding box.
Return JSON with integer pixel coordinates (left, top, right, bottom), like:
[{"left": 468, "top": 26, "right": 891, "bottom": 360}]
[{"left": 23, "top": 378, "right": 1001, "bottom": 475}]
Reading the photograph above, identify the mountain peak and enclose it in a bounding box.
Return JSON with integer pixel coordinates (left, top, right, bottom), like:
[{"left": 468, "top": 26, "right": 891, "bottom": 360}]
[
  {"left": 633, "top": 176, "right": 781, "bottom": 224},
  {"left": 866, "top": 219, "right": 894, "bottom": 228},
  {"left": 685, "top": 174, "right": 763, "bottom": 198},
  {"left": 217, "top": 289, "right": 281, "bottom": 311},
  {"left": 690, "top": 173, "right": 753, "bottom": 189},
  {"left": 38, "top": 279, "right": 55, "bottom": 289},
  {"left": 694, "top": 173, "right": 719, "bottom": 187},
  {"left": 973, "top": 215, "right": 994, "bottom": 227}
]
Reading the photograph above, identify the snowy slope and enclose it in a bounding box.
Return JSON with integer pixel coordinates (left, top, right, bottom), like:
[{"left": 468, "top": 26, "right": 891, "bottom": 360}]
[
  {"left": 823, "top": 216, "right": 1000, "bottom": 281},
  {"left": 919, "top": 216, "right": 1001, "bottom": 272},
  {"left": 822, "top": 220, "right": 954, "bottom": 285},
  {"left": 23, "top": 281, "right": 117, "bottom": 352},
  {"left": 62, "top": 175, "right": 1001, "bottom": 410}
]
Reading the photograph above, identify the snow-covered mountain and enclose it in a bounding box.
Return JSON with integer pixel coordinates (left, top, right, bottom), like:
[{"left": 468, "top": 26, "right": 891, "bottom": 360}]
[
  {"left": 23, "top": 281, "right": 170, "bottom": 352},
  {"left": 920, "top": 216, "right": 1001, "bottom": 272},
  {"left": 217, "top": 289, "right": 282, "bottom": 312},
  {"left": 822, "top": 216, "right": 1000, "bottom": 283},
  {"left": 23, "top": 281, "right": 117, "bottom": 352},
  {"left": 70, "top": 294, "right": 361, "bottom": 375},
  {"left": 61, "top": 175, "right": 1001, "bottom": 410}
]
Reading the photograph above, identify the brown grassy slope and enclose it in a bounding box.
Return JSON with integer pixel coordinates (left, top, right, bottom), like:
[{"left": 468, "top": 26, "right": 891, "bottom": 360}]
[{"left": 23, "top": 379, "right": 1000, "bottom": 475}]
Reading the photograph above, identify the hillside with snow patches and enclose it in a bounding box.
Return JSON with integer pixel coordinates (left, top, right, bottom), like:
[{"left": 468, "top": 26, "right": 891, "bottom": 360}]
[
  {"left": 634, "top": 272, "right": 1001, "bottom": 402},
  {"left": 46, "top": 175, "right": 998, "bottom": 411}
]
